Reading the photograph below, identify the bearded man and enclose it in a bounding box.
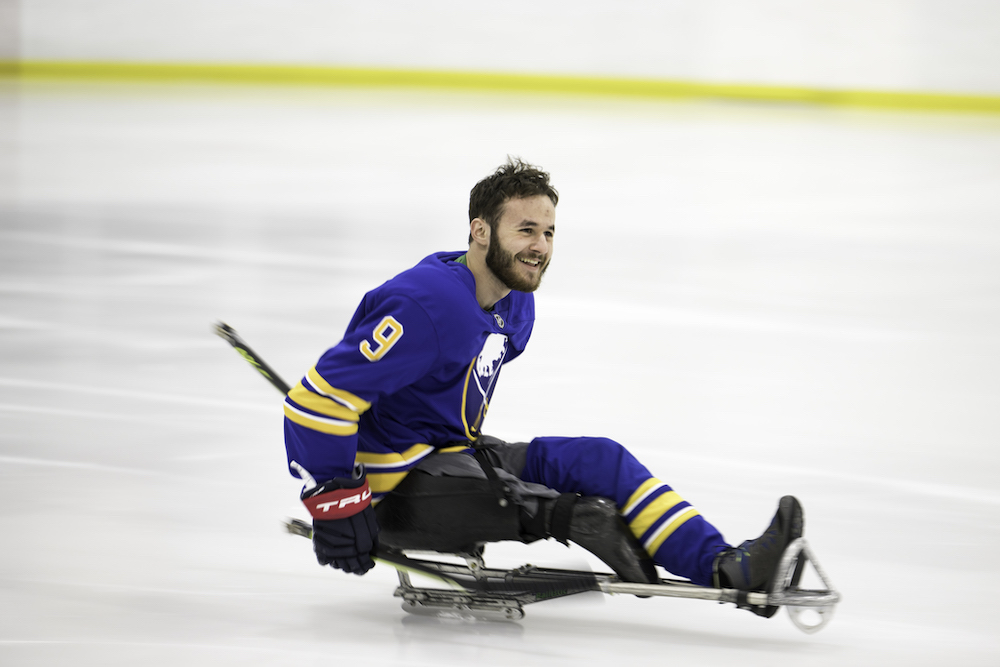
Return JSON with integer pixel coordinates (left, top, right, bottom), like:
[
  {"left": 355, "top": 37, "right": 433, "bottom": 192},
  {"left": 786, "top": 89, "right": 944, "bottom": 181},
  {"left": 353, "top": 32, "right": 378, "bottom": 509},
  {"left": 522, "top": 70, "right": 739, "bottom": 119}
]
[{"left": 283, "top": 157, "right": 803, "bottom": 618}]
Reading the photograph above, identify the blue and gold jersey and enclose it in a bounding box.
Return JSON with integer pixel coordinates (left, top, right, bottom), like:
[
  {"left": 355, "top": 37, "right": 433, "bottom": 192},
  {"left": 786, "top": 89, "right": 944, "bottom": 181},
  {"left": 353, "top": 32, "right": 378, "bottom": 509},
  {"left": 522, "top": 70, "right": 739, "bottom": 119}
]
[{"left": 283, "top": 251, "right": 534, "bottom": 498}]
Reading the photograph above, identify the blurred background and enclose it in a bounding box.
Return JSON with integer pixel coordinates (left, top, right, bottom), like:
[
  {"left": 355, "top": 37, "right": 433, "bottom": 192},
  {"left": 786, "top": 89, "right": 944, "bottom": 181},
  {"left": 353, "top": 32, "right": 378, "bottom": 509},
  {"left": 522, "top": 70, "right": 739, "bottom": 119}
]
[{"left": 1, "top": 2, "right": 999, "bottom": 666}]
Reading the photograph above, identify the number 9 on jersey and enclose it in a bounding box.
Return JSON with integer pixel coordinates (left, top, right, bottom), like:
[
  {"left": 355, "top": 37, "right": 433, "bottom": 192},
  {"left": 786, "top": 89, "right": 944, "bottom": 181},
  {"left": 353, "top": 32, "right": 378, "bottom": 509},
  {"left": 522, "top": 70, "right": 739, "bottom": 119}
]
[{"left": 360, "top": 316, "right": 404, "bottom": 362}]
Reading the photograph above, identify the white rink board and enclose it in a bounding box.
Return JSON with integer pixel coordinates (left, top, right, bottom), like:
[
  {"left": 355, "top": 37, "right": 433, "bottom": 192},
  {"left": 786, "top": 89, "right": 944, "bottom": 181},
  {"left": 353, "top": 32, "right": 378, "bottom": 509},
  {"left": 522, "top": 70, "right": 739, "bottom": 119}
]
[
  {"left": 9, "top": 0, "right": 1000, "bottom": 94},
  {"left": 1, "top": 81, "right": 999, "bottom": 666}
]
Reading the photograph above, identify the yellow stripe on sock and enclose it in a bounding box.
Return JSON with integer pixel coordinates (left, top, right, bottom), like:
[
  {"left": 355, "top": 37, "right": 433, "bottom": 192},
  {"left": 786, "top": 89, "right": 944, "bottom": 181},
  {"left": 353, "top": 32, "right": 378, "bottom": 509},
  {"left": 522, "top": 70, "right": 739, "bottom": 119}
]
[
  {"left": 623, "top": 478, "right": 667, "bottom": 515},
  {"left": 644, "top": 507, "right": 701, "bottom": 555},
  {"left": 628, "top": 490, "right": 684, "bottom": 539}
]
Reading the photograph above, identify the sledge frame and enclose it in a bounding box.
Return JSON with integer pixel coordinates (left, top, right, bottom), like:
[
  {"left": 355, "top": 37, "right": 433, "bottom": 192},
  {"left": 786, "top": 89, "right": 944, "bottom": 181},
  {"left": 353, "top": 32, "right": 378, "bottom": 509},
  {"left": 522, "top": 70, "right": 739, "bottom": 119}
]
[
  {"left": 380, "top": 537, "right": 840, "bottom": 632},
  {"left": 285, "top": 514, "right": 840, "bottom": 633}
]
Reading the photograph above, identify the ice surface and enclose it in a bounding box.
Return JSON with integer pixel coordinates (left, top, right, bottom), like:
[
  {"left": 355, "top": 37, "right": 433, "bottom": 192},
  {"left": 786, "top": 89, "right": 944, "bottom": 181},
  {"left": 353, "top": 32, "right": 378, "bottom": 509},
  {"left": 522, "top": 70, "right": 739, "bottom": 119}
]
[{"left": 1, "top": 80, "right": 999, "bottom": 666}]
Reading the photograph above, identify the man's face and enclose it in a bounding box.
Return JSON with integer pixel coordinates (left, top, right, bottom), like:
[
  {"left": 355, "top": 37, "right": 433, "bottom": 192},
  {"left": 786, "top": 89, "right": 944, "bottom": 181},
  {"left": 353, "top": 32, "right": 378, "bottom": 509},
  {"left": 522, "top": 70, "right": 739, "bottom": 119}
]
[{"left": 485, "top": 195, "right": 556, "bottom": 293}]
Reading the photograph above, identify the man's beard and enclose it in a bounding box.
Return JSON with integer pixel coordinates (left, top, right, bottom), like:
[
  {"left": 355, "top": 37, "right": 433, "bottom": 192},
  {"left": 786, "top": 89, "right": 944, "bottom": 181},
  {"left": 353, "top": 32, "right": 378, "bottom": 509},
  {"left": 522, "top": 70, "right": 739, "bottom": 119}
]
[{"left": 485, "top": 236, "right": 549, "bottom": 293}]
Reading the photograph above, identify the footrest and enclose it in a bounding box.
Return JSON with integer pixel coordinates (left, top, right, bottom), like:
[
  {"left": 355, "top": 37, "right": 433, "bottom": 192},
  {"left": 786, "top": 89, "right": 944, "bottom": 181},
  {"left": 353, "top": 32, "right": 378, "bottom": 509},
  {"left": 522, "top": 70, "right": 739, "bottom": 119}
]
[{"left": 768, "top": 538, "right": 841, "bottom": 633}]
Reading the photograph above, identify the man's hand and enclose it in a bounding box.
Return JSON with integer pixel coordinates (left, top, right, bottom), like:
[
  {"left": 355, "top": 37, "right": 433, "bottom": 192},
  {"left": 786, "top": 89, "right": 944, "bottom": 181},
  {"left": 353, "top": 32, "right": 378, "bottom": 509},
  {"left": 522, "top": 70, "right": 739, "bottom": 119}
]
[{"left": 300, "top": 468, "right": 380, "bottom": 575}]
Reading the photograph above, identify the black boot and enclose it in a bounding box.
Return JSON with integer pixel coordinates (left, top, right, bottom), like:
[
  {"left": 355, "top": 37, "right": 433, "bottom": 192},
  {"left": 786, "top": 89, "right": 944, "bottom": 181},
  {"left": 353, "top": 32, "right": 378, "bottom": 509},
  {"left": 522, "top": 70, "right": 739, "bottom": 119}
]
[
  {"left": 713, "top": 495, "right": 804, "bottom": 618},
  {"left": 540, "top": 494, "right": 659, "bottom": 585}
]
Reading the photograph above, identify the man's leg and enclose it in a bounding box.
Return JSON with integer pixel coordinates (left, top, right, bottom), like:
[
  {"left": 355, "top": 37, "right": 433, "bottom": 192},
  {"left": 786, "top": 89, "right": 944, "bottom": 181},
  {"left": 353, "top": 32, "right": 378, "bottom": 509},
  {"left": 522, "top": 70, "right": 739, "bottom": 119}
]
[
  {"left": 373, "top": 446, "right": 558, "bottom": 552},
  {"left": 519, "top": 436, "right": 729, "bottom": 587},
  {"left": 375, "top": 440, "right": 655, "bottom": 583}
]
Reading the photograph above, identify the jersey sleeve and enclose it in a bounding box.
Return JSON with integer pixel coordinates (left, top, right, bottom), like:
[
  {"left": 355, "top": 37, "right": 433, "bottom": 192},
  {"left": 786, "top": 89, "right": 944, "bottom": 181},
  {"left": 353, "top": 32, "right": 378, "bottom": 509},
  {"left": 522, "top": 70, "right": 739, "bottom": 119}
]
[{"left": 283, "top": 293, "right": 440, "bottom": 482}]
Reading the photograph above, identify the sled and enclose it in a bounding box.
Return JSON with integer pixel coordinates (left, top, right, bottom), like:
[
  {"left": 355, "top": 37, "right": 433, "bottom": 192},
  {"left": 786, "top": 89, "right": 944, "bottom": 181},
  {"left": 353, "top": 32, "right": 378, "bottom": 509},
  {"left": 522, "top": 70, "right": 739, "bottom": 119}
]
[
  {"left": 285, "top": 518, "right": 841, "bottom": 633},
  {"left": 213, "top": 321, "right": 841, "bottom": 634}
]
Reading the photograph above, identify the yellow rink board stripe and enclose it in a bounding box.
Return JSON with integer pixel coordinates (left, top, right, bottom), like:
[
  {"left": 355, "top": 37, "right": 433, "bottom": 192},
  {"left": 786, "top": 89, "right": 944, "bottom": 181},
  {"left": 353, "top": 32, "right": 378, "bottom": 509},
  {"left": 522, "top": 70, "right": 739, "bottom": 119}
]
[{"left": 2, "top": 61, "right": 999, "bottom": 115}]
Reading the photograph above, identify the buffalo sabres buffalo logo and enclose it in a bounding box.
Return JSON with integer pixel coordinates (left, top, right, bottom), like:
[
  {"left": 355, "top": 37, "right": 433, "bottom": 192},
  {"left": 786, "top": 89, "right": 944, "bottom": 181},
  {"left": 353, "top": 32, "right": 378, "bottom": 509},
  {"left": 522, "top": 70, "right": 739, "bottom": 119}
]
[{"left": 462, "top": 333, "right": 508, "bottom": 438}]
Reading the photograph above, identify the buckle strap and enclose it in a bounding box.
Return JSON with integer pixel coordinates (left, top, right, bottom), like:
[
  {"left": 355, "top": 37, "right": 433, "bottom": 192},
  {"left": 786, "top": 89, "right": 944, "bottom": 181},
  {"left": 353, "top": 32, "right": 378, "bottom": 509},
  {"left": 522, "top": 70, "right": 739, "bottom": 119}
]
[
  {"left": 549, "top": 493, "right": 579, "bottom": 545},
  {"left": 471, "top": 439, "right": 511, "bottom": 507}
]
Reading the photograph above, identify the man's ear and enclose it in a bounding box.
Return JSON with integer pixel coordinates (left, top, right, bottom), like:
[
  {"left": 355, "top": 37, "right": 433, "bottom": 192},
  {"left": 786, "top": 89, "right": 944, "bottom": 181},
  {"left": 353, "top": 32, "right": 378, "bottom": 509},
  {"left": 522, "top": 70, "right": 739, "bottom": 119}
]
[{"left": 470, "top": 218, "right": 491, "bottom": 247}]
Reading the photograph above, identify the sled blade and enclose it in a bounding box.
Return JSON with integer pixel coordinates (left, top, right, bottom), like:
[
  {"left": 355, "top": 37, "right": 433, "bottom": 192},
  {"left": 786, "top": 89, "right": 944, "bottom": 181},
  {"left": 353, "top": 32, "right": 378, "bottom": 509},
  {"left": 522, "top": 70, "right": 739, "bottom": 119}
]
[{"left": 383, "top": 550, "right": 601, "bottom": 601}]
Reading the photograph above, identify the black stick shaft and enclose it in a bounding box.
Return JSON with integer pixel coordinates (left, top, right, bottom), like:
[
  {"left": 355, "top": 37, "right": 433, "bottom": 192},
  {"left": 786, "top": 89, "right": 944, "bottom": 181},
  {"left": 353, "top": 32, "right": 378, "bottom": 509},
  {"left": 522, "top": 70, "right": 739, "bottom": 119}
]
[{"left": 213, "top": 321, "right": 292, "bottom": 394}]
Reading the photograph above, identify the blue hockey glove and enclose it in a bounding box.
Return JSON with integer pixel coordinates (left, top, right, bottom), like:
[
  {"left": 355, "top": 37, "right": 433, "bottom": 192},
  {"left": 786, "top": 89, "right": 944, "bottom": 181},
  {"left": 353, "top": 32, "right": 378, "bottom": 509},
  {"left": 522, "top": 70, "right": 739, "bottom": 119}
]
[{"left": 300, "top": 467, "right": 379, "bottom": 575}]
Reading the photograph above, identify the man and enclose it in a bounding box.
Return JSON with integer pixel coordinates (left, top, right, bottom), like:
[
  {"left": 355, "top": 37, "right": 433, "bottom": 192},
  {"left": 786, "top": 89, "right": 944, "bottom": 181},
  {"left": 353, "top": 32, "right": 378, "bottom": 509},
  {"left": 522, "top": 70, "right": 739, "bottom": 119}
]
[{"left": 283, "top": 158, "right": 803, "bottom": 618}]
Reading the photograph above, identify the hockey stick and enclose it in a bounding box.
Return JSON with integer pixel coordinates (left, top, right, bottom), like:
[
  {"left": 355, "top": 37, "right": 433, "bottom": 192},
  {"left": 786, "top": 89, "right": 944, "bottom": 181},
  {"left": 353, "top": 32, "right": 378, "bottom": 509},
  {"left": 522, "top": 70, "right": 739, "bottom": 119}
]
[
  {"left": 215, "top": 322, "right": 599, "bottom": 600},
  {"left": 285, "top": 517, "right": 599, "bottom": 600},
  {"left": 213, "top": 321, "right": 292, "bottom": 394}
]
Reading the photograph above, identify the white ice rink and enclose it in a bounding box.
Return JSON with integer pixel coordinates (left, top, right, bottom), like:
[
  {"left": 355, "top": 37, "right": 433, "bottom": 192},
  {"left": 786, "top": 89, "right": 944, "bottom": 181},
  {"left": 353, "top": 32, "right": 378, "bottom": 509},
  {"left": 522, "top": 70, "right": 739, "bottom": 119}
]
[{"left": 1, "top": 80, "right": 999, "bottom": 666}]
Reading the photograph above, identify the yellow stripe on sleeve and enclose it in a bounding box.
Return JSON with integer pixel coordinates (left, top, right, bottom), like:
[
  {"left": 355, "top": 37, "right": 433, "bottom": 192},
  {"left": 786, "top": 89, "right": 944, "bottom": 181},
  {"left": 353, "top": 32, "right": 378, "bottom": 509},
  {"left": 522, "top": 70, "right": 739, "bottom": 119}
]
[
  {"left": 306, "top": 367, "right": 372, "bottom": 414},
  {"left": 628, "top": 490, "right": 684, "bottom": 539},
  {"left": 283, "top": 401, "right": 358, "bottom": 436},
  {"left": 287, "top": 381, "right": 361, "bottom": 422}
]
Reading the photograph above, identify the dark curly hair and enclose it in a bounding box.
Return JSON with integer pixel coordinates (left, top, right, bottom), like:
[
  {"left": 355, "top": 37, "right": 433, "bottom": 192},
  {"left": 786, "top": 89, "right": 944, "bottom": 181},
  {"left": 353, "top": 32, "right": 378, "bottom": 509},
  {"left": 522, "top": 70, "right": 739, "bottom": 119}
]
[{"left": 468, "top": 157, "right": 558, "bottom": 242}]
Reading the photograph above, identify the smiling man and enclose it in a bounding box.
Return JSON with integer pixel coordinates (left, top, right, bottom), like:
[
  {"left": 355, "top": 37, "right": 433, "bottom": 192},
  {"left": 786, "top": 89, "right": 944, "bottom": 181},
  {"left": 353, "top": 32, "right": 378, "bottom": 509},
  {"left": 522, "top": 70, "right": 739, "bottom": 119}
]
[
  {"left": 467, "top": 191, "right": 554, "bottom": 302},
  {"left": 283, "top": 157, "right": 804, "bottom": 618}
]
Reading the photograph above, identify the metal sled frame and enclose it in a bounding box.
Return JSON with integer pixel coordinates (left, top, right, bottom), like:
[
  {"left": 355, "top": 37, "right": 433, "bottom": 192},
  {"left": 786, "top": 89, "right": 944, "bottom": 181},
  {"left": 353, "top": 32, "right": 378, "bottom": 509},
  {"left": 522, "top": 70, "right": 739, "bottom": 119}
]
[
  {"left": 285, "top": 517, "right": 839, "bottom": 632},
  {"left": 382, "top": 537, "right": 840, "bottom": 633}
]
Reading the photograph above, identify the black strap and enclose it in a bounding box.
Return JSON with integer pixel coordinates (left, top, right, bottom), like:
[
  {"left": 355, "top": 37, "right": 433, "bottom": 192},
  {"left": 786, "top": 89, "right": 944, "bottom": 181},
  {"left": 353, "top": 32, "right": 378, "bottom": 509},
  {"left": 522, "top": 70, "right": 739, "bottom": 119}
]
[
  {"left": 549, "top": 493, "right": 579, "bottom": 545},
  {"left": 471, "top": 440, "right": 511, "bottom": 507}
]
